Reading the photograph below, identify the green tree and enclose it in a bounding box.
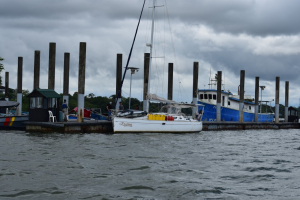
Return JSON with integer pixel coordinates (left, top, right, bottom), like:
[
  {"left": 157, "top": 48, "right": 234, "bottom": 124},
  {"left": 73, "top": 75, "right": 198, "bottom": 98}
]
[
  {"left": 22, "top": 89, "right": 30, "bottom": 112},
  {"left": 0, "top": 57, "right": 4, "bottom": 86}
]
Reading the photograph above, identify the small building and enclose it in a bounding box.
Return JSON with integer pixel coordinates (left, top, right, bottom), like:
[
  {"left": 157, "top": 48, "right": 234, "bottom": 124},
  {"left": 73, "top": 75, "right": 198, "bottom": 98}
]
[
  {"left": 27, "top": 89, "right": 61, "bottom": 122},
  {"left": 288, "top": 106, "right": 299, "bottom": 122}
]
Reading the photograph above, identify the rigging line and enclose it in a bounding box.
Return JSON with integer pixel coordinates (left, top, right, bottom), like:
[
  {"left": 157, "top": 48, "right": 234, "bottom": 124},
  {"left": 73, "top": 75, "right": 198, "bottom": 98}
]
[
  {"left": 115, "top": 0, "right": 146, "bottom": 106},
  {"left": 164, "top": 0, "right": 182, "bottom": 102}
]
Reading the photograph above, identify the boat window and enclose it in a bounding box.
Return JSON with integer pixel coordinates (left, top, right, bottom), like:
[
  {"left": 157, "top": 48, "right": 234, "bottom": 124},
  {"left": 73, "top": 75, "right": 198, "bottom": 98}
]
[
  {"left": 200, "top": 94, "right": 203, "bottom": 99},
  {"left": 228, "top": 101, "right": 230, "bottom": 106},
  {"left": 249, "top": 106, "right": 251, "bottom": 110},
  {"left": 30, "top": 97, "right": 35, "bottom": 108},
  {"left": 213, "top": 94, "right": 216, "bottom": 100},
  {"left": 208, "top": 94, "right": 212, "bottom": 99},
  {"left": 204, "top": 94, "right": 208, "bottom": 99}
]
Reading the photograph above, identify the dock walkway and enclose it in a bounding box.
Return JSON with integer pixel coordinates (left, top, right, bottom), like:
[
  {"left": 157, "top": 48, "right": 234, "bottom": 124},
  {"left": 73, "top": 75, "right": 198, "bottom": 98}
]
[
  {"left": 23, "top": 121, "right": 300, "bottom": 133},
  {"left": 25, "top": 120, "right": 113, "bottom": 133}
]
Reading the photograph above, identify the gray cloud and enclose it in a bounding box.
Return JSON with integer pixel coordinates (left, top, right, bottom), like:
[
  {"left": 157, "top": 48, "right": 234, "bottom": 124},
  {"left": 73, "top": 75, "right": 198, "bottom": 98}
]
[{"left": 1, "top": 0, "right": 300, "bottom": 106}]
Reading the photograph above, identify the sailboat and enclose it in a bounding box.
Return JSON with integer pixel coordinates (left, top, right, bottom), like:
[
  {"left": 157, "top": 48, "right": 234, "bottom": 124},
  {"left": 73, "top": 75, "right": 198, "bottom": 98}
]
[{"left": 112, "top": 0, "right": 203, "bottom": 133}]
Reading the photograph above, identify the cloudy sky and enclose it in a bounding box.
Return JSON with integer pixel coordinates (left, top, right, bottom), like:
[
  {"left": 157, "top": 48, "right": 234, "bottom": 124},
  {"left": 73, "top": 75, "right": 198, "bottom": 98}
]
[{"left": 1, "top": 0, "right": 300, "bottom": 107}]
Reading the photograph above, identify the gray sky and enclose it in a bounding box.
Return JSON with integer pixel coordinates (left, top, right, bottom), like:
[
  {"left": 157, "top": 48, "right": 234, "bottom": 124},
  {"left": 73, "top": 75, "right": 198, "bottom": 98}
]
[{"left": 1, "top": 0, "right": 300, "bottom": 107}]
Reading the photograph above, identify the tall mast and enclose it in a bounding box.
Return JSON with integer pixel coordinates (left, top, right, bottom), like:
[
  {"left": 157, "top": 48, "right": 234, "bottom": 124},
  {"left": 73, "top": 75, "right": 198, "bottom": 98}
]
[{"left": 147, "top": 0, "right": 156, "bottom": 112}]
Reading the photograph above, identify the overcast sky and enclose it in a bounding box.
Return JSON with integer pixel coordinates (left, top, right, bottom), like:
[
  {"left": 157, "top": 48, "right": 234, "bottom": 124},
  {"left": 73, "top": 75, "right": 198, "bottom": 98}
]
[{"left": 1, "top": 0, "right": 300, "bottom": 107}]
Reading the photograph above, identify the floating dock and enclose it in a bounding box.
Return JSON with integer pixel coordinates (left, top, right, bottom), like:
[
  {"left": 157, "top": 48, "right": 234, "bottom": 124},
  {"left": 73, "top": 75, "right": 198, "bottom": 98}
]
[
  {"left": 23, "top": 121, "right": 300, "bottom": 133},
  {"left": 202, "top": 121, "right": 300, "bottom": 131},
  {"left": 24, "top": 120, "right": 113, "bottom": 133}
]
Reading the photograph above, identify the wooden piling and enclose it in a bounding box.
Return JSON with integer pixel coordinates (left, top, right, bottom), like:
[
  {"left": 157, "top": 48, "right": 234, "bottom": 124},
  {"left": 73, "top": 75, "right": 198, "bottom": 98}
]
[
  {"left": 33, "top": 51, "right": 40, "bottom": 90},
  {"left": 239, "top": 70, "right": 245, "bottom": 123},
  {"left": 63, "top": 53, "right": 70, "bottom": 105},
  {"left": 17, "top": 57, "right": 23, "bottom": 116},
  {"left": 116, "top": 54, "right": 122, "bottom": 111},
  {"left": 168, "top": 63, "right": 173, "bottom": 100},
  {"left": 216, "top": 71, "right": 222, "bottom": 122},
  {"left": 254, "top": 77, "right": 259, "bottom": 122},
  {"left": 275, "top": 77, "right": 280, "bottom": 123},
  {"left": 48, "top": 42, "right": 56, "bottom": 90},
  {"left": 143, "top": 53, "right": 150, "bottom": 112},
  {"left": 192, "top": 62, "right": 198, "bottom": 119},
  {"left": 5, "top": 72, "right": 9, "bottom": 100},
  {"left": 78, "top": 42, "right": 86, "bottom": 122},
  {"left": 285, "top": 81, "right": 289, "bottom": 122}
]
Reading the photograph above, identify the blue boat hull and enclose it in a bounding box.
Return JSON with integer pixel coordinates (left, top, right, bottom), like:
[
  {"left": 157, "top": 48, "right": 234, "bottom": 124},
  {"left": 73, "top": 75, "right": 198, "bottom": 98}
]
[{"left": 198, "top": 102, "right": 274, "bottom": 122}]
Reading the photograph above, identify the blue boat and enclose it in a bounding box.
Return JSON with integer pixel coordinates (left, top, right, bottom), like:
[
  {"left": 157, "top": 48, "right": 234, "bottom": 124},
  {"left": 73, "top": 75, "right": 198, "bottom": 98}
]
[{"left": 197, "top": 86, "right": 274, "bottom": 122}]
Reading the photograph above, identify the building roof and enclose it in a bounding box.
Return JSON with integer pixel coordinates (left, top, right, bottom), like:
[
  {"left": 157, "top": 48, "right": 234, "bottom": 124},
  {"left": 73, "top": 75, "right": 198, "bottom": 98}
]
[{"left": 27, "top": 89, "right": 61, "bottom": 98}]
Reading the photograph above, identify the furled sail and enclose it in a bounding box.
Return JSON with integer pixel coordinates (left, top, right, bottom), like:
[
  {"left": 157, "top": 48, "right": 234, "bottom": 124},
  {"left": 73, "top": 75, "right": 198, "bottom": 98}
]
[{"left": 146, "top": 93, "right": 176, "bottom": 103}]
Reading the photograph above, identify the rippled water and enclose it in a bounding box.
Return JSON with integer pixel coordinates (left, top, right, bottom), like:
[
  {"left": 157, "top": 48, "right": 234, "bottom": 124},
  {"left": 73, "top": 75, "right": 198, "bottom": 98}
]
[{"left": 1, "top": 129, "right": 300, "bottom": 199}]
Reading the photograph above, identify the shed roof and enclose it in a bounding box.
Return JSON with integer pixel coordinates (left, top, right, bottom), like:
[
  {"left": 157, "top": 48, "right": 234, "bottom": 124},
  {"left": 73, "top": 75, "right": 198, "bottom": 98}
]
[{"left": 27, "top": 89, "right": 61, "bottom": 98}]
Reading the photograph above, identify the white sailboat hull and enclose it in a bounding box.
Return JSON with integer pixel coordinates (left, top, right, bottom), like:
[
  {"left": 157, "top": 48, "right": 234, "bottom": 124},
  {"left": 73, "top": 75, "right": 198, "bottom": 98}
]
[{"left": 113, "top": 116, "right": 202, "bottom": 133}]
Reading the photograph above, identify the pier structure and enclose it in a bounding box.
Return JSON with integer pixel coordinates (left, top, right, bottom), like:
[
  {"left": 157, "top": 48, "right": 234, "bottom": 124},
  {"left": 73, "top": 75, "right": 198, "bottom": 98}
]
[
  {"left": 63, "top": 53, "right": 70, "bottom": 105},
  {"left": 143, "top": 53, "right": 150, "bottom": 112},
  {"left": 275, "top": 77, "right": 280, "bottom": 123},
  {"left": 5, "top": 72, "right": 9, "bottom": 101},
  {"left": 168, "top": 63, "right": 173, "bottom": 101},
  {"left": 33, "top": 50, "right": 40, "bottom": 90},
  {"left": 115, "top": 54, "right": 122, "bottom": 111},
  {"left": 239, "top": 70, "right": 245, "bottom": 123},
  {"left": 16, "top": 44, "right": 298, "bottom": 133},
  {"left": 216, "top": 71, "right": 222, "bottom": 122},
  {"left": 48, "top": 42, "right": 56, "bottom": 90},
  {"left": 285, "top": 81, "right": 289, "bottom": 122},
  {"left": 16, "top": 57, "right": 23, "bottom": 116},
  {"left": 77, "top": 42, "right": 86, "bottom": 122},
  {"left": 254, "top": 77, "right": 259, "bottom": 122},
  {"left": 192, "top": 62, "right": 198, "bottom": 119}
]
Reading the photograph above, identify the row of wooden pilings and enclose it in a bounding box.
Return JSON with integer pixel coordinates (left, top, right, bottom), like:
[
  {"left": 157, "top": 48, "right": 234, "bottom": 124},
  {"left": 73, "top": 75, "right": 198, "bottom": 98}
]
[
  {"left": 9, "top": 42, "right": 288, "bottom": 124},
  {"left": 7, "top": 42, "right": 86, "bottom": 122},
  {"left": 214, "top": 70, "right": 288, "bottom": 123}
]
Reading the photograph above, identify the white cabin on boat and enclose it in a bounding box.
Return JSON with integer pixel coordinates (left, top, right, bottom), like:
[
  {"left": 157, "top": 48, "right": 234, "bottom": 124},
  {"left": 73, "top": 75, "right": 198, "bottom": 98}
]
[{"left": 198, "top": 89, "right": 255, "bottom": 113}]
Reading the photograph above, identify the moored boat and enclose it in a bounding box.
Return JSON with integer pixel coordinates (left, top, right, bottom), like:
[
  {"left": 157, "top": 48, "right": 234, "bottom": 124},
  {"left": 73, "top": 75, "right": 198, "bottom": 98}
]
[
  {"left": 197, "top": 74, "right": 274, "bottom": 122},
  {"left": 0, "top": 100, "right": 28, "bottom": 129},
  {"left": 112, "top": 0, "right": 202, "bottom": 133}
]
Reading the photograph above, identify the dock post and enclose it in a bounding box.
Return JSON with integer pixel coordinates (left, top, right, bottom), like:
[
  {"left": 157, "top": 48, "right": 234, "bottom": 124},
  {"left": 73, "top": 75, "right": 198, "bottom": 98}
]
[
  {"left": 254, "top": 77, "right": 259, "bottom": 122},
  {"left": 48, "top": 42, "right": 56, "bottom": 90},
  {"left": 77, "top": 42, "right": 86, "bottom": 122},
  {"left": 168, "top": 63, "right": 173, "bottom": 100},
  {"left": 16, "top": 57, "right": 23, "bottom": 116},
  {"left": 275, "top": 77, "right": 280, "bottom": 123},
  {"left": 216, "top": 71, "right": 222, "bottom": 122},
  {"left": 116, "top": 54, "right": 122, "bottom": 111},
  {"left": 33, "top": 51, "right": 40, "bottom": 90},
  {"left": 63, "top": 53, "right": 70, "bottom": 106},
  {"left": 192, "top": 62, "right": 198, "bottom": 119},
  {"left": 285, "top": 81, "right": 289, "bottom": 122},
  {"left": 143, "top": 53, "right": 150, "bottom": 112},
  {"left": 5, "top": 72, "right": 9, "bottom": 114},
  {"left": 239, "top": 70, "right": 245, "bottom": 123},
  {"left": 5, "top": 72, "right": 9, "bottom": 101}
]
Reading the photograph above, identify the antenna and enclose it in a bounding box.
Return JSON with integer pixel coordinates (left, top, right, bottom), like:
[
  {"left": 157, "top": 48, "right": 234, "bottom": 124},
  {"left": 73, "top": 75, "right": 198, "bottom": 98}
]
[{"left": 209, "top": 67, "right": 211, "bottom": 89}]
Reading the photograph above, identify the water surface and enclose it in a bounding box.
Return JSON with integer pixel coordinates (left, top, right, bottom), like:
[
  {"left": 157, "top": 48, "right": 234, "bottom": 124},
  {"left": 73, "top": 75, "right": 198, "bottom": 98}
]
[{"left": 1, "top": 129, "right": 300, "bottom": 199}]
